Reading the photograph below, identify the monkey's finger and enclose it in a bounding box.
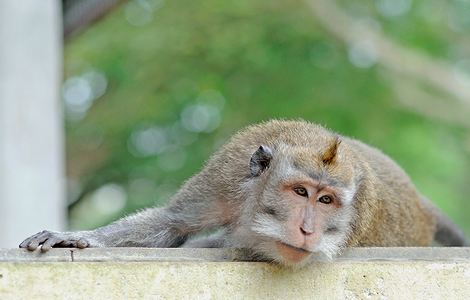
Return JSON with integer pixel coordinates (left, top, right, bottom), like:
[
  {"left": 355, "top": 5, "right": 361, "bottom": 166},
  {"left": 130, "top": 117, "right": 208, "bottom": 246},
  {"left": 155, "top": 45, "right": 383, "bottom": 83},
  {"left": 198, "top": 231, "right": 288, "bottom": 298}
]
[
  {"left": 27, "top": 240, "right": 41, "bottom": 251},
  {"left": 76, "top": 239, "right": 89, "bottom": 249},
  {"left": 41, "top": 238, "right": 62, "bottom": 252},
  {"left": 19, "top": 231, "right": 44, "bottom": 248},
  {"left": 56, "top": 240, "right": 71, "bottom": 247},
  {"left": 19, "top": 237, "right": 34, "bottom": 249},
  {"left": 26, "top": 232, "right": 50, "bottom": 251}
]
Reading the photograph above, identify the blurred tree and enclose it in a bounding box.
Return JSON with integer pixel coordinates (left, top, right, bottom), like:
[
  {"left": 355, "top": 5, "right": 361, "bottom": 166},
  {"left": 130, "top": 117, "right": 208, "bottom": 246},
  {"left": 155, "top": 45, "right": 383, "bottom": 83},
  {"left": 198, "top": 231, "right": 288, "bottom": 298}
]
[{"left": 62, "top": 0, "right": 470, "bottom": 236}]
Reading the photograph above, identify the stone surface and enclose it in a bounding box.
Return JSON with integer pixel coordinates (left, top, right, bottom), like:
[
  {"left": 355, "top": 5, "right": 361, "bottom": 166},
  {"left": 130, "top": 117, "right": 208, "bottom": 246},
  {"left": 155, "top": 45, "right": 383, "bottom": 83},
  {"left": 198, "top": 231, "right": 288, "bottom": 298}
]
[{"left": 1, "top": 248, "right": 469, "bottom": 299}]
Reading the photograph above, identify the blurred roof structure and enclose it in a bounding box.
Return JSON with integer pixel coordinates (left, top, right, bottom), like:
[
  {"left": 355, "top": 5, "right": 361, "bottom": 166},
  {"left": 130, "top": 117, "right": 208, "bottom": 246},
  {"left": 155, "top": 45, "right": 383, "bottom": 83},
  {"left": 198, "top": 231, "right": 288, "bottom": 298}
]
[{"left": 63, "top": 0, "right": 125, "bottom": 39}]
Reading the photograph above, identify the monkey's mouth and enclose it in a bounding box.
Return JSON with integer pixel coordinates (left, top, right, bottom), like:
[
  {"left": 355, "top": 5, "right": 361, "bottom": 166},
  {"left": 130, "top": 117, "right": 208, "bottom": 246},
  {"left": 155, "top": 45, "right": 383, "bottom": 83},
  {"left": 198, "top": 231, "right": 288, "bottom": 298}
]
[{"left": 275, "top": 241, "right": 312, "bottom": 263}]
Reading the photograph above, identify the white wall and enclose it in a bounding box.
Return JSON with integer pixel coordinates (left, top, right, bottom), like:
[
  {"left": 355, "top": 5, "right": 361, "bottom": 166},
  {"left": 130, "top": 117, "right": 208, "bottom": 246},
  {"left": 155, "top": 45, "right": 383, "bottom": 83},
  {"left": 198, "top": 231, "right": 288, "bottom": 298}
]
[{"left": 0, "top": 0, "right": 65, "bottom": 248}]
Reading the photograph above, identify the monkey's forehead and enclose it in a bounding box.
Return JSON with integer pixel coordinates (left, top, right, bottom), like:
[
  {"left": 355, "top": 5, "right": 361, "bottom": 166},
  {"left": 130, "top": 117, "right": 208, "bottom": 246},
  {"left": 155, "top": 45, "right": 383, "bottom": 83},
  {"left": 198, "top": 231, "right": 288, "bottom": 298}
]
[
  {"left": 289, "top": 163, "right": 351, "bottom": 188},
  {"left": 290, "top": 150, "right": 323, "bottom": 167},
  {"left": 275, "top": 147, "right": 354, "bottom": 187},
  {"left": 277, "top": 144, "right": 340, "bottom": 166}
]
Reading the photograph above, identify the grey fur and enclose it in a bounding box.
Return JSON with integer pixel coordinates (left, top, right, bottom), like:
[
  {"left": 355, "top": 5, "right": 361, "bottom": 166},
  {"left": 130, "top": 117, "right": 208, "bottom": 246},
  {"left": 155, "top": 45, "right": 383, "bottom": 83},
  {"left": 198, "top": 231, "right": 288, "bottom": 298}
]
[{"left": 19, "top": 120, "right": 468, "bottom": 267}]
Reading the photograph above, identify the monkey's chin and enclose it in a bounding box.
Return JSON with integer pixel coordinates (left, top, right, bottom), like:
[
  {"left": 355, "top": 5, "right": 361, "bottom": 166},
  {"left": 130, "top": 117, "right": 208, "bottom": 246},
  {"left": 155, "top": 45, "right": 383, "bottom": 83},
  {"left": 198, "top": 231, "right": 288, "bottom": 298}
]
[{"left": 275, "top": 241, "right": 312, "bottom": 264}]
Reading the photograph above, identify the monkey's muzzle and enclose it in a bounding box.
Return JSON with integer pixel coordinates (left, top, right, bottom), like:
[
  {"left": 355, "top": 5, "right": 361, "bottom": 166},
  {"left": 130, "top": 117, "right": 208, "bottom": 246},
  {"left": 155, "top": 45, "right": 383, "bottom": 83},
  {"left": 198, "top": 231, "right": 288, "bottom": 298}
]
[{"left": 275, "top": 241, "right": 311, "bottom": 263}]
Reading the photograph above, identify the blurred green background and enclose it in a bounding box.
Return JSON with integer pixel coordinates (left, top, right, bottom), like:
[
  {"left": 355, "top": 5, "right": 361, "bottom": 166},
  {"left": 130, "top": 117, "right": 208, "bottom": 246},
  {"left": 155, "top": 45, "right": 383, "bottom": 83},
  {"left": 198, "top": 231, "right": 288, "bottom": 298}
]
[{"left": 62, "top": 0, "right": 470, "bottom": 236}]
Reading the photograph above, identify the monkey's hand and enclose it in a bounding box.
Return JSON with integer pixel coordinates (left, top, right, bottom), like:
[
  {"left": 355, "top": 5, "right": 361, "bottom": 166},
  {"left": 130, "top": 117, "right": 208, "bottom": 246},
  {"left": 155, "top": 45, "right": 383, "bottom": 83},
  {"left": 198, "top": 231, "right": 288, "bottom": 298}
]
[{"left": 19, "top": 230, "right": 93, "bottom": 252}]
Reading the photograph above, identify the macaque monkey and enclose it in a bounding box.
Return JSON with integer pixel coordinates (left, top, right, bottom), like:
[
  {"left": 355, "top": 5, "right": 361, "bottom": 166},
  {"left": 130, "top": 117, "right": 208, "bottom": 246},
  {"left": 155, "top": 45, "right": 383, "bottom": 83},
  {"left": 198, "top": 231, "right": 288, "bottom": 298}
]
[{"left": 20, "top": 120, "right": 468, "bottom": 266}]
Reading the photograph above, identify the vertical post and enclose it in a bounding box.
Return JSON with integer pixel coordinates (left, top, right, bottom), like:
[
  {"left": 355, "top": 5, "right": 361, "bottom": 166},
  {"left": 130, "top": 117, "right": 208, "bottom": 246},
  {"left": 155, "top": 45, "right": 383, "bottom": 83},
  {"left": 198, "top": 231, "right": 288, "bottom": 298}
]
[{"left": 0, "top": 0, "right": 65, "bottom": 248}]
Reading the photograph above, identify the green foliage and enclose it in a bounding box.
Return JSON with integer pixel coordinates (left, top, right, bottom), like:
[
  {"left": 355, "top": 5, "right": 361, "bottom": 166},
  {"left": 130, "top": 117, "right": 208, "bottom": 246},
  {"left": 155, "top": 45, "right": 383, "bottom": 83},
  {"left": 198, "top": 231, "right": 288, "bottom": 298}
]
[{"left": 64, "top": 0, "right": 470, "bottom": 234}]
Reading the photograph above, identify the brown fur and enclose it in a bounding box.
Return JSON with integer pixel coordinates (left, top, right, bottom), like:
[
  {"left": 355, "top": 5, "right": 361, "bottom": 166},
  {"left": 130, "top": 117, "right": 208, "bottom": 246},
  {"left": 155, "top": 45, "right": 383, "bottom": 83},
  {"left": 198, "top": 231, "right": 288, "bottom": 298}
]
[
  {"left": 171, "top": 120, "right": 440, "bottom": 255},
  {"left": 213, "top": 120, "right": 437, "bottom": 247},
  {"left": 321, "top": 136, "right": 341, "bottom": 165},
  {"left": 20, "top": 119, "right": 467, "bottom": 266}
]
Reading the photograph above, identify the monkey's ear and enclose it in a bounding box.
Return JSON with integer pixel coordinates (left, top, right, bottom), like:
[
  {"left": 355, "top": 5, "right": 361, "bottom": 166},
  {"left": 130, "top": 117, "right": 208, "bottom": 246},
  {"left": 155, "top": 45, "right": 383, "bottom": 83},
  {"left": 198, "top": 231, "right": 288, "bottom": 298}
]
[
  {"left": 321, "top": 136, "right": 341, "bottom": 165},
  {"left": 250, "top": 145, "right": 273, "bottom": 177}
]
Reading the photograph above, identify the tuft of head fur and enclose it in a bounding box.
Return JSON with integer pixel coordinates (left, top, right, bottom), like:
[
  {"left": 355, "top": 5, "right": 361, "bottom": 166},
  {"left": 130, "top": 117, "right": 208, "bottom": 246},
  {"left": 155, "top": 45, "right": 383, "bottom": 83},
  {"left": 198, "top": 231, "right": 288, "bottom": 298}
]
[{"left": 321, "top": 136, "right": 341, "bottom": 165}]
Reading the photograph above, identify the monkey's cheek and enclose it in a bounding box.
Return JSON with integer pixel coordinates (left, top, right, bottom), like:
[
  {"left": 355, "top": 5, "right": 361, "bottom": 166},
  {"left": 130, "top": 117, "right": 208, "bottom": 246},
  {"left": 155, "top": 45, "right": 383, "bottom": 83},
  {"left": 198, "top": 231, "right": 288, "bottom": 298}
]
[{"left": 275, "top": 242, "right": 311, "bottom": 264}]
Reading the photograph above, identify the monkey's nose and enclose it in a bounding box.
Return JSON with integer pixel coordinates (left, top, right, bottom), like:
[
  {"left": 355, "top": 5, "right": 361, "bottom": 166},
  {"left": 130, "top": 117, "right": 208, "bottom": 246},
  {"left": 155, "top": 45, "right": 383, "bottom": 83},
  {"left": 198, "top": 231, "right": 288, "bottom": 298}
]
[{"left": 300, "top": 226, "right": 313, "bottom": 236}]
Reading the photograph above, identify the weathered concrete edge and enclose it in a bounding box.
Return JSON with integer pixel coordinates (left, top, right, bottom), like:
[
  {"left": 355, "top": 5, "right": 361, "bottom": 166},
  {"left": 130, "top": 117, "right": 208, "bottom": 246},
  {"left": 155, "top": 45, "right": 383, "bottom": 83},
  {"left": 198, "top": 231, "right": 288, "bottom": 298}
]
[{"left": 1, "top": 247, "right": 470, "bottom": 263}]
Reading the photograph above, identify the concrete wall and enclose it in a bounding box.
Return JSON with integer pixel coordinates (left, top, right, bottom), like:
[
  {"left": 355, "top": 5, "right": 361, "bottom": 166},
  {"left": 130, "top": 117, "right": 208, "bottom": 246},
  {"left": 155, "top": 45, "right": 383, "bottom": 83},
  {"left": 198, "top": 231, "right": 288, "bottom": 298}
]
[
  {"left": 0, "top": 0, "right": 65, "bottom": 248},
  {"left": 1, "top": 248, "right": 469, "bottom": 299}
]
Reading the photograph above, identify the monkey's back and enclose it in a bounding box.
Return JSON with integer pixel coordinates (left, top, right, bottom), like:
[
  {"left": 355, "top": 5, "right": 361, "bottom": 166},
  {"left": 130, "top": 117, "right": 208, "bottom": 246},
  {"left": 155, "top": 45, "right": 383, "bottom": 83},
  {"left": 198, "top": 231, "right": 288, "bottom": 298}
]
[{"left": 343, "top": 138, "right": 436, "bottom": 246}]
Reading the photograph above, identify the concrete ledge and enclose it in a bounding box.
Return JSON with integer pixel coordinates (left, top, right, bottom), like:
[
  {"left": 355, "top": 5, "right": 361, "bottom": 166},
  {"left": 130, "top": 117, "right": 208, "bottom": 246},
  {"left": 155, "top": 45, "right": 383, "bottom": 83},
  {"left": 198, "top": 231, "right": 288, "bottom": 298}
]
[{"left": 1, "top": 248, "right": 470, "bottom": 299}]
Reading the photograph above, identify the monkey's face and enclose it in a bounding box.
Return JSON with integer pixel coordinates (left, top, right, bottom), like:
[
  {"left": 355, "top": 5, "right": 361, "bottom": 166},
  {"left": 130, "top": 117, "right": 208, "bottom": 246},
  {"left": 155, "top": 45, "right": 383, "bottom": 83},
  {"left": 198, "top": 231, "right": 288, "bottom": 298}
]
[{"left": 236, "top": 142, "right": 356, "bottom": 267}]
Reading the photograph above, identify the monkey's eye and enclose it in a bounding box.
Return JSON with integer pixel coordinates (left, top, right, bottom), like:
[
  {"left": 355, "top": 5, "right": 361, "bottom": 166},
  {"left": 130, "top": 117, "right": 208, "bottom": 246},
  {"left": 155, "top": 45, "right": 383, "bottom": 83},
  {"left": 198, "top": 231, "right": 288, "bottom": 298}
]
[
  {"left": 293, "top": 187, "right": 308, "bottom": 197},
  {"left": 318, "top": 195, "right": 333, "bottom": 204}
]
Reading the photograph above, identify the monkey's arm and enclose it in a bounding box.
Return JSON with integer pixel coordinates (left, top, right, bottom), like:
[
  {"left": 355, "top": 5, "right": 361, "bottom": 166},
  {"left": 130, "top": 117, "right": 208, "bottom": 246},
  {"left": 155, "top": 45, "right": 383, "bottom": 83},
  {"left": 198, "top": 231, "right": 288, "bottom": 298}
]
[
  {"left": 181, "top": 230, "right": 227, "bottom": 248},
  {"left": 20, "top": 172, "right": 236, "bottom": 252},
  {"left": 19, "top": 207, "right": 189, "bottom": 251}
]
